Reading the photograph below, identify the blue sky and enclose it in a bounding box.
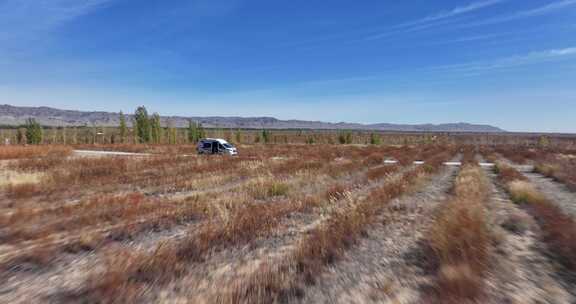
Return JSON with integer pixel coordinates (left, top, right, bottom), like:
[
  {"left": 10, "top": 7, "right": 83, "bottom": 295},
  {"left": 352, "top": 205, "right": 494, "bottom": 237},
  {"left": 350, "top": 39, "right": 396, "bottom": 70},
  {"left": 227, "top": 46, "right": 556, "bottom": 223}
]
[{"left": 1, "top": 0, "right": 575, "bottom": 132}]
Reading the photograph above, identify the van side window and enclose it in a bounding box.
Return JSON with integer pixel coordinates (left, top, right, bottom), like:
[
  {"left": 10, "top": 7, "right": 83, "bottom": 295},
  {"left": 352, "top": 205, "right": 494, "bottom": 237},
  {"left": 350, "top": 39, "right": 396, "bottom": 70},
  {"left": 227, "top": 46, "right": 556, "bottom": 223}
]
[
  {"left": 218, "top": 144, "right": 225, "bottom": 150},
  {"left": 202, "top": 142, "right": 211, "bottom": 149}
]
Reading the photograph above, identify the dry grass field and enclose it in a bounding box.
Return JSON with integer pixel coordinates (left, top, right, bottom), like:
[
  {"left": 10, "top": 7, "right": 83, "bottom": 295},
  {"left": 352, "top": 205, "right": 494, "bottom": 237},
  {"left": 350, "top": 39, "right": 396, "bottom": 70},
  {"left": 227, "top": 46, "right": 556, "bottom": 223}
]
[{"left": 1, "top": 144, "right": 576, "bottom": 303}]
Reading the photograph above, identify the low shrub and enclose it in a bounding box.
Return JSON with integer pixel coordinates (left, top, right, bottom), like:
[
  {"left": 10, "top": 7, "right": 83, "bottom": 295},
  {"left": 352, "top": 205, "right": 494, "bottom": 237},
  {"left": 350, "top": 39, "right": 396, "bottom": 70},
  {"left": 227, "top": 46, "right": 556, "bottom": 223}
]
[
  {"left": 507, "top": 180, "right": 546, "bottom": 204},
  {"left": 494, "top": 162, "right": 527, "bottom": 184},
  {"left": 533, "top": 163, "right": 559, "bottom": 178},
  {"left": 246, "top": 179, "right": 290, "bottom": 199}
]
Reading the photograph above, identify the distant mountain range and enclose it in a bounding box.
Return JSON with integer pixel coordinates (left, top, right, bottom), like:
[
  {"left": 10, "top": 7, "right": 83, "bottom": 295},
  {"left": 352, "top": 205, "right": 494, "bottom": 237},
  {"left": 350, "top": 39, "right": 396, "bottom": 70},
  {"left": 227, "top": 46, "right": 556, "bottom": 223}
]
[{"left": 0, "top": 104, "right": 505, "bottom": 133}]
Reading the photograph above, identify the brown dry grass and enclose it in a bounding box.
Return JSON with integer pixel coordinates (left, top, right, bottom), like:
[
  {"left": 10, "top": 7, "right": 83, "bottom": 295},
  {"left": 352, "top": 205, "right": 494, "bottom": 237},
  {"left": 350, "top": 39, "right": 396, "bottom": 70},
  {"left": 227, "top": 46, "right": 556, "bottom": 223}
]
[
  {"left": 74, "top": 147, "right": 431, "bottom": 302},
  {"left": 0, "top": 145, "right": 72, "bottom": 160},
  {"left": 244, "top": 178, "right": 290, "bottom": 199},
  {"left": 427, "top": 165, "right": 491, "bottom": 303},
  {"left": 2, "top": 147, "right": 386, "bottom": 276},
  {"left": 365, "top": 165, "right": 399, "bottom": 181},
  {"left": 226, "top": 148, "right": 451, "bottom": 303},
  {"left": 507, "top": 180, "right": 546, "bottom": 204},
  {"left": 4, "top": 182, "right": 41, "bottom": 199},
  {"left": 533, "top": 163, "right": 560, "bottom": 177},
  {"left": 459, "top": 146, "right": 477, "bottom": 166},
  {"left": 528, "top": 201, "right": 576, "bottom": 271},
  {"left": 495, "top": 147, "right": 546, "bottom": 165},
  {"left": 0, "top": 144, "right": 466, "bottom": 303},
  {"left": 494, "top": 162, "right": 528, "bottom": 184},
  {"left": 324, "top": 183, "right": 351, "bottom": 201},
  {"left": 82, "top": 199, "right": 303, "bottom": 302},
  {"left": 491, "top": 146, "right": 576, "bottom": 191}
]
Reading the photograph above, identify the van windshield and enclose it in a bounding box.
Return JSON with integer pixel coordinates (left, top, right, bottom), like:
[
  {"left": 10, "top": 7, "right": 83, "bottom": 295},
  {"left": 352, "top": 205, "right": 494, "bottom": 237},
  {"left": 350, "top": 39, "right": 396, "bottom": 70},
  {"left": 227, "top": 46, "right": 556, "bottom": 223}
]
[{"left": 222, "top": 143, "right": 233, "bottom": 149}]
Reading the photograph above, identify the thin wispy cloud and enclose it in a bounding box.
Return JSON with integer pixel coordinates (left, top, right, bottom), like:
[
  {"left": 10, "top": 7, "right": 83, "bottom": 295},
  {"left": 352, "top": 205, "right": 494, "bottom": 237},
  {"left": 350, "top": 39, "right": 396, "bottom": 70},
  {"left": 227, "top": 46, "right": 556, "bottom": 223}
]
[
  {"left": 364, "top": 16, "right": 473, "bottom": 41},
  {"left": 0, "top": 0, "right": 112, "bottom": 52},
  {"left": 365, "top": 0, "right": 505, "bottom": 40},
  {"left": 414, "top": 32, "right": 512, "bottom": 47},
  {"left": 415, "top": 0, "right": 504, "bottom": 24},
  {"left": 299, "top": 46, "right": 576, "bottom": 87},
  {"left": 434, "top": 47, "right": 576, "bottom": 73},
  {"left": 466, "top": 0, "right": 576, "bottom": 26},
  {"left": 512, "top": 0, "right": 576, "bottom": 18}
]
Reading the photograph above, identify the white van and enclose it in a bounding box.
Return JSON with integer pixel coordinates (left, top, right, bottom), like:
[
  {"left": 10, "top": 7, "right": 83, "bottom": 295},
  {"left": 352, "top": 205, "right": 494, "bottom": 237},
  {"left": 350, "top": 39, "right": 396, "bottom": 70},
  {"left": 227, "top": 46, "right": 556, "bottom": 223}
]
[{"left": 197, "top": 138, "right": 238, "bottom": 155}]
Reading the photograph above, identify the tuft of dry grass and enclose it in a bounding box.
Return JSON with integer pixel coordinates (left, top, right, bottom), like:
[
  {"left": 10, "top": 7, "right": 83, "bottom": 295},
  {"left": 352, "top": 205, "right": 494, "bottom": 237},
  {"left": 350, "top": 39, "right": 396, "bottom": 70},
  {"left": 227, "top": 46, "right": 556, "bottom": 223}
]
[
  {"left": 245, "top": 178, "right": 290, "bottom": 199},
  {"left": 365, "top": 165, "right": 399, "bottom": 181},
  {"left": 533, "top": 163, "right": 559, "bottom": 178},
  {"left": 435, "top": 264, "right": 484, "bottom": 303},
  {"left": 494, "top": 162, "right": 527, "bottom": 184},
  {"left": 324, "top": 183, "right": 351, "bottom": 201},
  {"left": 507, "top": 180, "right": 546, "bottom": 204}
]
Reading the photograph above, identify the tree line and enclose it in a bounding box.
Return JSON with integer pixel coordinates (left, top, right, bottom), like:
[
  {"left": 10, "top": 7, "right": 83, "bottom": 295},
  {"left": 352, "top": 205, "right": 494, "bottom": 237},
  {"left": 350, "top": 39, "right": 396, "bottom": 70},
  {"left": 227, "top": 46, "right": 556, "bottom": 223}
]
[
  {"left": 3, "top": 105, "right": 498, "bottom": 147},
  {"left": 131, "top": 106, "right": 206, "bottom": 144},
  {"left": 9, "top": 106, "right": 209, "bottom": 145},
  {"left": 9, "top": 106, "right": 380, "bottom": 145},
  {"left": 4, "top": 117, "right": 569, "bottom": 148}
]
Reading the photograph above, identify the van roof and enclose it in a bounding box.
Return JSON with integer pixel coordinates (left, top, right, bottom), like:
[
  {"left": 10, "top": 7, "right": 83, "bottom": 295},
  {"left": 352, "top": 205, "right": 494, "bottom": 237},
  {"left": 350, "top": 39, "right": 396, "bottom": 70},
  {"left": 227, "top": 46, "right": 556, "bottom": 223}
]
[{"left": 202, "top": 138, "right": 230, "bottom": 144}]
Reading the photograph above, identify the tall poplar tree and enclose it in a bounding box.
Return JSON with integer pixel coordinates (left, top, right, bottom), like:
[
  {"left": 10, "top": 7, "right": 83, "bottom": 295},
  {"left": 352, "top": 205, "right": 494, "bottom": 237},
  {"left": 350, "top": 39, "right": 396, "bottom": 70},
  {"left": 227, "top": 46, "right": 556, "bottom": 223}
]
[
  {"left": 119, "top": 111, "right": 128, "bottom": 143},
  {"left": 150, "top": 113, "right": 162, "bottom": 144},
  {"left": 25, "top": 118, "right": 43, "bottom": 144},
  {"left": 134, "top": 106, "right": 151, "bottom": 143}
]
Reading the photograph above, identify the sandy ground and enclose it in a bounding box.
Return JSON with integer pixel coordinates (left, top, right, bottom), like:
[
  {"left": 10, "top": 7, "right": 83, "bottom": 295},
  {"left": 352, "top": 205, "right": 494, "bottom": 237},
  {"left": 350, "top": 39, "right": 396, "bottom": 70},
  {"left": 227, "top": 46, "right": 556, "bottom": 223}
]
[
  {"left": 73, "top": 150, "right": 150, "bottom": 157},
  {"left": 483, "top": 168, "right": 573, "bottom": 304}
]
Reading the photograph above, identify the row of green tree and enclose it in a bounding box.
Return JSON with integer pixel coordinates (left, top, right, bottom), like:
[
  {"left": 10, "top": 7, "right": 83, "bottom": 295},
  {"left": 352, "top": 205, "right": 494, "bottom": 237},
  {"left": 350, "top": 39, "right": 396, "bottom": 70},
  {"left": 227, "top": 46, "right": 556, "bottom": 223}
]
[
  {"left": 14, "top": 106, "right": 384, "bottom": 146},
  {"left": 16, "top": 106, "right": 208, "bottom": 145},
  {"left": 129, "top": 106, "right": 206, "bottom": 144}
]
